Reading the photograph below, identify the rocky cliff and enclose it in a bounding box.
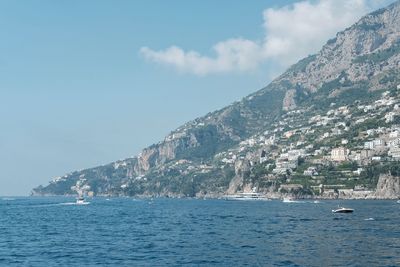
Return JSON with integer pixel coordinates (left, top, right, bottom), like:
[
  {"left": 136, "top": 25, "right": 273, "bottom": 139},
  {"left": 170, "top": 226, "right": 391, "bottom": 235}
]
[
  {"left": 279, "top": 2, "right": 400, "bottom": 93},
  {"left": 375, "top": 173, "right": 400, "bottom": 199},
  {"left": 33, "top": 1, "right": 400, "bottom": 198}
]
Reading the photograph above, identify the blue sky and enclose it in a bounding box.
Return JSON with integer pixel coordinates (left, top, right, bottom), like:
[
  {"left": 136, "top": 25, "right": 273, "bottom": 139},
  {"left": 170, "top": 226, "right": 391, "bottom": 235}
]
[{"left": 0, "top": 0, "right": 394, "bottom": 195}]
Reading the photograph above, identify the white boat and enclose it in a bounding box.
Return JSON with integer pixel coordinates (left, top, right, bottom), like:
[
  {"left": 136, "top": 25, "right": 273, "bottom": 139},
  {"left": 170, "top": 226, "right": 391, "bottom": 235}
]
[
  {"left": 332, "top": 206, "right": 354, "bottom": 213},
  {"left": 76, "top": 196, "right": 89, "bottom": 205},
  {"left": 72, "top": 178, "right": 91, "bottom": 205},
  {"left": 224, "top": 192, "right": 271, "bottom": 201},
  {"left": 397, "top": 200, "right": 400, "bottom": 204}
]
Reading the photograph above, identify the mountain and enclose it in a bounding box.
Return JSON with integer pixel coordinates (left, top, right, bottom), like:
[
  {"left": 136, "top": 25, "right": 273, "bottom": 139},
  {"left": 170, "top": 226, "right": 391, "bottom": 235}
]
[{"left": 33, "top": 1, "right": 400, "bottom": 198}]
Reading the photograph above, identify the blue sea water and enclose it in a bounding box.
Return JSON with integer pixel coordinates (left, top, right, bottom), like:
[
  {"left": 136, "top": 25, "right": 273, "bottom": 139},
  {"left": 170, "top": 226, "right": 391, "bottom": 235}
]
[{"left": 0, "top": 198, "right": 399, "bottom": 267}]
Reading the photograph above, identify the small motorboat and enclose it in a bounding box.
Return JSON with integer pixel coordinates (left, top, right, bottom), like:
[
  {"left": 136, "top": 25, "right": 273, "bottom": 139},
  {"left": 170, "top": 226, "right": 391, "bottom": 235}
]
[
  {"left": 76, "top": 196, "right": 89, "bottom": 205},
  {"left": 72, "top": 178, "right": 91, "bottom": 205},
  {"left": 332, "top": 206, "right": 354, "bottom": 213}
]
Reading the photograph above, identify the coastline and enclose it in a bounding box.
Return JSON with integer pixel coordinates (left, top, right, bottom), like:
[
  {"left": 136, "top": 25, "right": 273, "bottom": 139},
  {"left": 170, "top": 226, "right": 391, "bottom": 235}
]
[{"left": 28, "top": 192, "right": 400, "bottom": 200}]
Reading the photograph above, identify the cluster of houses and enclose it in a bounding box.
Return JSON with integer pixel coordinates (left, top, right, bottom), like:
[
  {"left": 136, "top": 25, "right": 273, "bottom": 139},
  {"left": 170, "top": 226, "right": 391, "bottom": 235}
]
[
  {"left": 272, "top": 149, "right": 305, "bottom": 175},
  {"left": 329, "top": 125, "right": 400, "bottom": 164},
  {"left": 215, "top": 87, "right": 400, "bottom": 192}
]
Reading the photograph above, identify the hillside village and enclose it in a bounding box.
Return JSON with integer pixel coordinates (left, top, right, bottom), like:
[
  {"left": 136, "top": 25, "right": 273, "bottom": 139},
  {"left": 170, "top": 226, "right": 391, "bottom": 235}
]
[
  {"left": 213, "top": 85, "right": 400, "bottom": 198},
  {"left": 38, "top": 83, "right": 400, "bottom": 199}
]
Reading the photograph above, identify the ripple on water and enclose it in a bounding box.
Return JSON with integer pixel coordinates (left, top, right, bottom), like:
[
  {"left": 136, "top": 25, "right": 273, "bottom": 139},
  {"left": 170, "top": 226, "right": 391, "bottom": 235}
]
[{"left": 0, "top": 198, "right": 399, "bottom": 266}]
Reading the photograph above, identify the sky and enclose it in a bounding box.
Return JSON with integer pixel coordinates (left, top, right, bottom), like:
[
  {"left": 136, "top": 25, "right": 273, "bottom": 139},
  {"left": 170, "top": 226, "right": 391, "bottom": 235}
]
[{"left": 0, "top": 0, "right": 395, "bottom": 196}]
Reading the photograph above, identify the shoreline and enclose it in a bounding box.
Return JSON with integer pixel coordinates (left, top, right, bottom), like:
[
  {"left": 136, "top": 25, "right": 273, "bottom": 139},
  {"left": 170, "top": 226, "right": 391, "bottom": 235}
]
[{"left": 26, "top": 193, "right": 400, "bottom": 201}]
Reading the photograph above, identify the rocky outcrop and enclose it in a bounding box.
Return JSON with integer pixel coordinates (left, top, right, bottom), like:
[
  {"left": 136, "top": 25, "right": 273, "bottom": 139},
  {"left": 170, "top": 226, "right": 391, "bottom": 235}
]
[
  {"left": 226, "top": 160, "right": 251, "bottom": 194},
  {"left": 282, "top": 89, "right": 297, "bottom": 111},
  {"left": 136, "top": 134, "right": 199, "bottom": 174},
  {"left": 375, "top": 173, "right": 400, "bottom": 199}
]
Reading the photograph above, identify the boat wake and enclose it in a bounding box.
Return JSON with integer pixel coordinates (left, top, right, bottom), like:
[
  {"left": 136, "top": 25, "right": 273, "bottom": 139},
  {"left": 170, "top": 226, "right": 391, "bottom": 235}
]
[
  {"left": 64, "top": 202, "right": 90, "bottom": 206},
  {"left": 41, "top": 202, "right": 90, "bottom": 207},
  {"left": 1, "top": 198, "right": 16, "bottom": 201},
  {"left": 282, "top": 198, "right": 305, "bottom": 203}
]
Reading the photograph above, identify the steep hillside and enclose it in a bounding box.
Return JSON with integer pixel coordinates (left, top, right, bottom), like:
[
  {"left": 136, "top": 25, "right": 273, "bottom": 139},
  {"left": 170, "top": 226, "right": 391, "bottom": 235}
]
[{"left": 33, "top": 1, "right": 400, "bottom": 198}]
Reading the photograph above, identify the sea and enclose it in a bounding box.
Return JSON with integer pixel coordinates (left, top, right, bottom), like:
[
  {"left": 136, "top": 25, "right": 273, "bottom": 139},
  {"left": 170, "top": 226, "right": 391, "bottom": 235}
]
[{"left": 0, "top": 197, "right": 399, "bottom": 267}]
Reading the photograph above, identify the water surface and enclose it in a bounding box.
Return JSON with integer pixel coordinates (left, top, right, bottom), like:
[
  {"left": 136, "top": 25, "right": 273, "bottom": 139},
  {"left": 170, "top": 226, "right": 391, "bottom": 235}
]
[{"left": 0, "top": 197, "right": 399, "bottom": 266}]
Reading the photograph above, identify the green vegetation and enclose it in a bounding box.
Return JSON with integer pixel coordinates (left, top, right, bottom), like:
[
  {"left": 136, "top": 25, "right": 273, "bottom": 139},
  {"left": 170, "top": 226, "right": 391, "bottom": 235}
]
[
  {"left": 177, "top": 125, "right": 236, "bottom": 161},
  {"left": 246, "top": 89, "right": 285, "bottom": 115},
  {"left": 288, "top": 54, "right": 317, "bottom": 74},
  {"left": 326, "top": 37, "right": 337, "bottom": 45},
  {"left": 353, "top": 41, "right": 400, "bottom": 64},
  {"left": 356, "top": 22, "right": 383, "bottom": 31}
]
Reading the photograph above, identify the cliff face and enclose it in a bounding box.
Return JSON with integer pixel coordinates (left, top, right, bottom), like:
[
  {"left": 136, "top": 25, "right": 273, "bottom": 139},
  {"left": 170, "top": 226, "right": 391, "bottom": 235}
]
[
  {"left": 226, "top": 160, "right": 251, "bottom": 194},
  {"left": 375, "top": 173, "right": 400, "bottom": 199},
  {"left": 279, "top": 1, "right": 400, "bottom": 93},
  {"left": 136, "top": 135, "right": 199, "bottom": 174},
  {"left": 33, "top": 1, "right": 400, "bottom": 197}
]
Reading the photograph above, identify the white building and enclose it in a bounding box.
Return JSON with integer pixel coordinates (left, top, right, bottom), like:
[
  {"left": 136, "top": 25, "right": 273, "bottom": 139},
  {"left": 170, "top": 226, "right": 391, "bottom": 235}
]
[
  {"left": 331, "top": 147, "right": 349, "bottom": 161},
  {"left": 385, "top": 112, "right": 398, "bottom": 123},
  {"left": 388, "top": 138, "right": 400, "bottom": 147},
  {"left": 373, "top": 139, "right": 385, "bottom": 147},
  {"left": 364, "top": 141, "right": 375, "bottom": 150},
  {"left": 389, "top": 147, "right": 400, "bottom": 159},
  {"left": 287, "top": 149, "right": 305, "bottom": 161},
  {"left": 265, "top": 135, "right": 276, "bottom": 145},
  {"left": 303, "top": 167, "right": 318, "bottom": 176},
  {"left": 366, "top": 129, "right": 376, "bottom": 136},
  {"left": 389, "top": 131, "right": 399, "bottom": 138}
]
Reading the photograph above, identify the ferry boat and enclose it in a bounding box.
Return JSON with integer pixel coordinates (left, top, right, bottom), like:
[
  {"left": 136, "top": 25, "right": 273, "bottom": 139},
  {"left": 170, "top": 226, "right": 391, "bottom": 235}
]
[{"left": 225, "top": 192, "right": 271, "bottom": 201}]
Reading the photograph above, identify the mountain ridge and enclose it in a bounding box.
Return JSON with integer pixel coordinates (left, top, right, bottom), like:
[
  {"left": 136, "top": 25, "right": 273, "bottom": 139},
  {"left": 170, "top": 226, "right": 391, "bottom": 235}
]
[{"left": 33, "top": 1, "right": 400, "bottom": 198}]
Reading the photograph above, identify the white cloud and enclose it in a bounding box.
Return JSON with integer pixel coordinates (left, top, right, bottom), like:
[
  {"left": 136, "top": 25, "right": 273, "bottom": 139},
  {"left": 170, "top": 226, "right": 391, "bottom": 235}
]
[
  {"left": 140, "top": 39, "right": 263, "bottom": 76},
  {"left": 140, "top": 0, "right": 393, "bottom": 76}
]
